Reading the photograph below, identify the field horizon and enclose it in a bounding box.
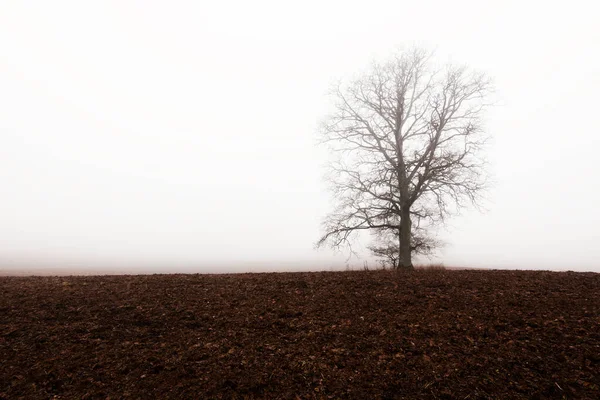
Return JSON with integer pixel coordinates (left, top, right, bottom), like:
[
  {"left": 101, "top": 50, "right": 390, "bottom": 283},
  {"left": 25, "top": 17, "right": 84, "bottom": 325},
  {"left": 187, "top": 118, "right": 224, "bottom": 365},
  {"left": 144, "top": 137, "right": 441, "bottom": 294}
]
[{"left": 0, "top": 262, "right": 591, "bottom": 277}]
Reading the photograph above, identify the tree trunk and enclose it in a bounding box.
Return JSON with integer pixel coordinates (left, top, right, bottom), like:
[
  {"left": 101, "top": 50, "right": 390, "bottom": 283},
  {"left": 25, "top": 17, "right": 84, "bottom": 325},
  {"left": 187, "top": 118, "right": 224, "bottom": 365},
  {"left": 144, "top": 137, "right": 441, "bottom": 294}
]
[{"left": 398, "top": 209, "right": 413, "bottom": 269}]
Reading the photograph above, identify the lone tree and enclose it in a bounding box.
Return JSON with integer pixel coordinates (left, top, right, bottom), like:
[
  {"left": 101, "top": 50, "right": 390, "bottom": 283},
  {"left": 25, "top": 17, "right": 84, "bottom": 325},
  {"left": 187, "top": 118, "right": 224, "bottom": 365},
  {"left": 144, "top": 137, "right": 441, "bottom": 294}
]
[{"left": 317, "top": 48, "right": 492, "bottom": 269}]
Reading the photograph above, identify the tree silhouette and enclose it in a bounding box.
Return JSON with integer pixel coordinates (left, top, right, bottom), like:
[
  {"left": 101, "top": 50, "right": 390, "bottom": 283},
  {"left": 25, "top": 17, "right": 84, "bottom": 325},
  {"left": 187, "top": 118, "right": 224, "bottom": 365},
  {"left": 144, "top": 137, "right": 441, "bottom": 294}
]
[{"left": 317, "top": 48, "right": 492, "bottom": 269}]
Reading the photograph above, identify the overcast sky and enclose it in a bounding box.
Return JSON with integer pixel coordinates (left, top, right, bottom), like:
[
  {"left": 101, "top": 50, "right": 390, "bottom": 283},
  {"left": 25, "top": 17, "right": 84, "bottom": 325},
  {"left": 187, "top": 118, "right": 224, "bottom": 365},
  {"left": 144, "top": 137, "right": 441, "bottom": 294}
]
[{"left": 1, "top": 0, "right": 599, "bottom": 274}]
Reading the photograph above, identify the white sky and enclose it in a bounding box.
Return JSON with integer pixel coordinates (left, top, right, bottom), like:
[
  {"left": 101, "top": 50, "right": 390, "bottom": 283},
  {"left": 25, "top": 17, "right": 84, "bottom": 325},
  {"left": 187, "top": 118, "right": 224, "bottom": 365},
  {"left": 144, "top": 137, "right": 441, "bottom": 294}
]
[{"left": 1, "top": 0, "right": 599, "bottom": 274}]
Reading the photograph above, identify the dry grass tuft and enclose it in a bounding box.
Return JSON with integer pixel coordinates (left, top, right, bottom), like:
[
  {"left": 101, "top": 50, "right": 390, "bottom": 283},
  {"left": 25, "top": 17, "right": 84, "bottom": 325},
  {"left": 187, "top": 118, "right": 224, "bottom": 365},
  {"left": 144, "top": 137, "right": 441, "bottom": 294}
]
[{"left": 415, "top": 263, "right": 447, "bottom": 272}]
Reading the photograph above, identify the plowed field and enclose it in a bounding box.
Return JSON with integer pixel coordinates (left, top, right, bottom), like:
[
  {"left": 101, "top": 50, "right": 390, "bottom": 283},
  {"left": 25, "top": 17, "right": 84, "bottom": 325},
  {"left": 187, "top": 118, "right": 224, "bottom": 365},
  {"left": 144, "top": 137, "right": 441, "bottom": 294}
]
[{"left": 1, "top": 269, "right": 599, "bottom": 399}]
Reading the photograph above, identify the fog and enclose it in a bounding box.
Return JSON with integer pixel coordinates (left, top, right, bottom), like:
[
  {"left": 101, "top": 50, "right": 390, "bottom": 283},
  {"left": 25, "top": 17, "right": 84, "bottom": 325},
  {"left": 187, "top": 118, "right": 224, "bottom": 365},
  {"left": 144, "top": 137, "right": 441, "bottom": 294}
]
[{"left": 1, "top": 0, "right": 599, "bottom": 275}]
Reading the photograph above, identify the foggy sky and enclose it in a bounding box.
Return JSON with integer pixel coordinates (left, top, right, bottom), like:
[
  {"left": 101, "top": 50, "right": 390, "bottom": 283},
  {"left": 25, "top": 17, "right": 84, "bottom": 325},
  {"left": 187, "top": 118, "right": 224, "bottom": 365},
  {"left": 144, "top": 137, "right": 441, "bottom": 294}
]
[{"left": 1, "top": 0, "right": 599, "bottom": 274}]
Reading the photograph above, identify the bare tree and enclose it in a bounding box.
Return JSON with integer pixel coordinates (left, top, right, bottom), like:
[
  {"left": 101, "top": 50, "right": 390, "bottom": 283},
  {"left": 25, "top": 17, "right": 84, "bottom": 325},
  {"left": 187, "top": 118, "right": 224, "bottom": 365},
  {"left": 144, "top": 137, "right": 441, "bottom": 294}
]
[{"left": 316, "top": 48, "right": 492, "bottom": 269}]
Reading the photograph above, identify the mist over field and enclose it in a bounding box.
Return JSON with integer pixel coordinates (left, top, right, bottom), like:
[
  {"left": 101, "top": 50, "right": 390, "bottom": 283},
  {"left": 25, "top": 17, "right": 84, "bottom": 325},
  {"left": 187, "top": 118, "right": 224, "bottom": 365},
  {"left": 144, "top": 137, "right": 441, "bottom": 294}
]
[
  {"left": 1, "top": 0, "right": 599, "bottom": 274},
  {"left": 1, "top": 5, "right": 600, "bottom": 398}
]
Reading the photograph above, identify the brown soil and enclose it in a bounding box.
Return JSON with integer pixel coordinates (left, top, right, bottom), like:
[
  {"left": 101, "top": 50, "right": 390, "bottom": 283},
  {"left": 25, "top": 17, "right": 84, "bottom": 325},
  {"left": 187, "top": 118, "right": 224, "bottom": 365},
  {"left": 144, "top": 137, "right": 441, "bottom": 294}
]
[{"left": 1, "top": 269, "right": 599, "bottom": 399}]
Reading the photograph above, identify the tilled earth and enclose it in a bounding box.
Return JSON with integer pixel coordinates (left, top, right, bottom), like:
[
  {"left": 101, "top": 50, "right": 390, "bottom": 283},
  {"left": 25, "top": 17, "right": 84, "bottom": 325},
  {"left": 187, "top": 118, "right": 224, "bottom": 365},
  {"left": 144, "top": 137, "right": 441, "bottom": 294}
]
[{"left": 1, "top": 269, "right": 599, "bottom": 399}]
